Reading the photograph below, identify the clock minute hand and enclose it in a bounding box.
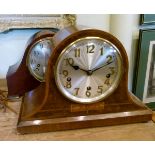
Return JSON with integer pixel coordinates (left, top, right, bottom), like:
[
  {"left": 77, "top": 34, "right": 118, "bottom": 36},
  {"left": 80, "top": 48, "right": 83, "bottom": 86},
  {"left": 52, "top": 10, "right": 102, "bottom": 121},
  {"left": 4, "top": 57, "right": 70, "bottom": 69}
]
[{"left": 92, "top": 61, "right": 113, "bottom": 72}]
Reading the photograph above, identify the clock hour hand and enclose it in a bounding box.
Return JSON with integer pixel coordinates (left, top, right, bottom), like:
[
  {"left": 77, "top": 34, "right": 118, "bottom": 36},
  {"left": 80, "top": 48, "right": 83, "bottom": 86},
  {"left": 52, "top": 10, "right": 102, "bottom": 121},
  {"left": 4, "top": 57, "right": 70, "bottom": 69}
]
[
  {"left": 72, "top": 65, "right": 94, "bottom": 76},
  {"left": 72, "top": 65, "right": 88, "bottom": 72}
]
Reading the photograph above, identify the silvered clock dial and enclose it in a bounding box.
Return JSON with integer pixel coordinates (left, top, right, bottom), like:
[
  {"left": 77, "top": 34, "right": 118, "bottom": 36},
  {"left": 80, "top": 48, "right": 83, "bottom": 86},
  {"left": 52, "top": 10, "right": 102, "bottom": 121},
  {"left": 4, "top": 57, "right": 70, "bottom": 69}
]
[
  {"left": 55, "top": 37, "right": 123, "bottom": 103},
  {"left": 27, "top": 38, "right": 53, "bottom": 82}
]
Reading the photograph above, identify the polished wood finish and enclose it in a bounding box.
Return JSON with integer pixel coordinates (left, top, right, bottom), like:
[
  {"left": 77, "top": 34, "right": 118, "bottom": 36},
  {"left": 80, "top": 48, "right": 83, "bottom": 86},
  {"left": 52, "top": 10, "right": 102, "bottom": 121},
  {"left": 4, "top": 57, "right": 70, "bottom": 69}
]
[
  {"left": 1, "top": 99, "right": 155, "bottom": 140},
  {"left": 6, "top": 30, "right": 55, "bottom": 98},
  {"left": 17, "top": 26, "right": 152, "bottom": 134}
]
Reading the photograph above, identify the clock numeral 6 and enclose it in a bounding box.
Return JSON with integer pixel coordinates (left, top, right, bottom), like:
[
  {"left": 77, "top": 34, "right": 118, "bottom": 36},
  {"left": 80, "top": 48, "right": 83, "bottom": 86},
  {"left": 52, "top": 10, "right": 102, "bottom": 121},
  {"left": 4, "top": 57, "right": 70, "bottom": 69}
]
[{"left": 86, "top": 90, "right": 91, "bottom": 97}]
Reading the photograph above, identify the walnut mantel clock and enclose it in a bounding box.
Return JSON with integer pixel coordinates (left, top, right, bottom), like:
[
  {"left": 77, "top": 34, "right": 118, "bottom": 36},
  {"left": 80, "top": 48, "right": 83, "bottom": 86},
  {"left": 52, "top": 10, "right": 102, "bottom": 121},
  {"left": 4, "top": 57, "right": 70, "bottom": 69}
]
[
  {"left": 55, "top": 37, "right": 123, "bottom": 103},
  {"left": 6, "top": 30, "right": 56, "bottom": 98},
  {"left": 17, "top": 25, "right": 152, "bottom": 134}
]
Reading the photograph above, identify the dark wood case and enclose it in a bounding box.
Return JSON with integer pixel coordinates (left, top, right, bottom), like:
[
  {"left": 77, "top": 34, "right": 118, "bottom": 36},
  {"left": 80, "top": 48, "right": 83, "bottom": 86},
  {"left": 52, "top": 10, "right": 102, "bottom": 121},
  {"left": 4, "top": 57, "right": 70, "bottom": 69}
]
[
  {"left": 6, "top": 30, "right": 55, "bottom": 99},
  {"left": 17, "top": 26, "right": 152, "bottom": 134}
]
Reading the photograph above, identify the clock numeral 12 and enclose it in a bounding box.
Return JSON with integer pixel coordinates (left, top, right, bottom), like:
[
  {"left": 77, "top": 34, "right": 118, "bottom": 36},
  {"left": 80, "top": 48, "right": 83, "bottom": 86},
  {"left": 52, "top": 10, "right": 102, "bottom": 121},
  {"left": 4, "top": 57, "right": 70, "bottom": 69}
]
[{"left": 86, "top": 44, "right": 95, "bottom": 53}]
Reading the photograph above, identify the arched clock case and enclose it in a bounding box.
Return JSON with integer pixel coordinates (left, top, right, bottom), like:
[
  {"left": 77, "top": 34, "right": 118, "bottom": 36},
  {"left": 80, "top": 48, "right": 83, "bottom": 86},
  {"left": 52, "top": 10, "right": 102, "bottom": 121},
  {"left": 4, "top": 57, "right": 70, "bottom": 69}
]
[
  {"left": 17, "top": 26, "right": 152, "bottom": 134},
  {"left": 6, "top": 30, "right": 56, "bottom": 99}
]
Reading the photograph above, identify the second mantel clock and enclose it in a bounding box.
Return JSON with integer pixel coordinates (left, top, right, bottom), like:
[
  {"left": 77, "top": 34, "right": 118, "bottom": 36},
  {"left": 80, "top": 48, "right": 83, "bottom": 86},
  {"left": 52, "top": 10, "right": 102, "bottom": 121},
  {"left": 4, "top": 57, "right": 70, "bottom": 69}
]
[
  {"left": 7, "top": 30, "right": 56, "bottom": 98},
  {"left": 17, "top": 25, "right": 152, "bottom": 134}
]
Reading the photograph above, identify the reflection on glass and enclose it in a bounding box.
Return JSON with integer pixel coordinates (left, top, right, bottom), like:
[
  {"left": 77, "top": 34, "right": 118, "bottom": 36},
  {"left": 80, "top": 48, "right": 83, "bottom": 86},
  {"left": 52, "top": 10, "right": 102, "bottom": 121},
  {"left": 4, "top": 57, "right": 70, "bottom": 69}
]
[{"left": 147, "top": 44, "right": 155, "bottom": 97}]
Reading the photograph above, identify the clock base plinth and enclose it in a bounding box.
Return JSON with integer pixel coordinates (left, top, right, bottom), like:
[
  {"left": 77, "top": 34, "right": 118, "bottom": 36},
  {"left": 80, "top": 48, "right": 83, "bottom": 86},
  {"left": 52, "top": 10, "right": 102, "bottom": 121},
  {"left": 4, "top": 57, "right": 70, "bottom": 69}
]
[{"left": 17, "top": 92, "right": 152, "bottom": 134}]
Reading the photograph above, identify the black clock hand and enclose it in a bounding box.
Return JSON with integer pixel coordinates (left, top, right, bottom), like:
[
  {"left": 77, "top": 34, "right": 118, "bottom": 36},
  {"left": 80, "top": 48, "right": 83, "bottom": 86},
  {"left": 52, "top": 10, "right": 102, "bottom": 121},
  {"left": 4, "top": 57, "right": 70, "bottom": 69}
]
[
  {"left": 68, "top": 60, "right": 113, "bottom": 75},
  {"left": 92, "top": 61, "right": 113, "bottom": 72},
  {"left": 72, "top": 65, "right": 88, "bottom": 72},
  {"left": 72, "top": 65, "right": 80, "bottom": 70},
  {"left": 67, "top": 62, "right": 88, "bottom": 73},
  {"left": 70, "top": 64, "right": 94, "bottom": 76}
]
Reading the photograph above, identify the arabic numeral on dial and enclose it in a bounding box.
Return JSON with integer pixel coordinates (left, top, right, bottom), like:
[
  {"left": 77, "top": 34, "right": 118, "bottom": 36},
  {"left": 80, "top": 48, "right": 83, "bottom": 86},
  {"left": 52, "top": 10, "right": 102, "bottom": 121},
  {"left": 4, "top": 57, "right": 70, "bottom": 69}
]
[
  {"left": 86, "top": 86, "right": 91, "bottom": 97},
  {"left": 86, "top": 44, "right": 95, "bottom": 53},
  {"left": 30, "top": 59, "right": 34, "bottom": 64},
  {"left": 33, "top": 51, "right": 36, "bottom": 55},
  {"left": 100, "top": 47, "right": 104, "bottom": 55},
  {"left": 106, "top": 55, "right": 113, "bottom": 64},
  {"left": 66, "top": 81, "right": 72, "bottom": 88},
  {"left": 40, "top": 43, "right": 43, "bottom": 49},
  {"left": 104, "top": 78, "right": 110, "bottom": 86},
  {"left": 75, "top": 48, "right": 80, "bottom": 57},
  {"left": 109, "top": 67, "right": 115, "bottom": 75},
  {"left": 86, "top": 90, "right": 91, "bottom": 97},
  {"left": 33, "top": 50, "right": 39, "bottom": 56},
  {"left": 74, "top": 88, "right": 80, "bottom": 96},
  {"left": 35, "top": 67, "right": 39, "bottom": 71},
  {"left": 65, "top": 58, "right": 74, "bottom": 66},
  {"left": 62, "top": 70, "right": 68, "bottom": 77},
  {"left": 97, "top": 86, "right": 103, "bottom": 94}
]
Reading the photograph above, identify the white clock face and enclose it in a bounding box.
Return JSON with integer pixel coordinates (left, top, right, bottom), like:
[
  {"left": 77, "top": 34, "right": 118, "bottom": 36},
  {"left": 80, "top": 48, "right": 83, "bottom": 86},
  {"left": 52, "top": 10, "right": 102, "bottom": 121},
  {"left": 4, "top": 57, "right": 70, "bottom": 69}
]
[
  {"left": 55, "top": 37, "right": 123, "bottom": 103},
  {"left": 27, "top": 38, "right": 53, "bottom": 82}
]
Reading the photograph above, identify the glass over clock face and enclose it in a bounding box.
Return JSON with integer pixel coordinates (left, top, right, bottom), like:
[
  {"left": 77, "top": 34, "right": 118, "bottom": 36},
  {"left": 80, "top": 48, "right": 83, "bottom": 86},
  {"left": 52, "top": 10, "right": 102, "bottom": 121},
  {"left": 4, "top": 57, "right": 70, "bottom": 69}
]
[
  {"left": 55, "top": 37, "right": 123, "bottom": 103},
  {"left": 27, "top": 38, "right": 53, "bottom": 82}
]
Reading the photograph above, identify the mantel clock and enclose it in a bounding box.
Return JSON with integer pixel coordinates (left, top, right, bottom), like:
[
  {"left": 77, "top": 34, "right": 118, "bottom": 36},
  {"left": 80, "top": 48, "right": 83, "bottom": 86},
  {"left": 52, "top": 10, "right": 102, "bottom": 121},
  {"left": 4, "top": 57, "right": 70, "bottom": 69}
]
[
  {"left": 7, "top": 30, "right": 56, "bottom": 98},
  {"left": 17, "top": 26, "right": 152, "bottom": 134}
]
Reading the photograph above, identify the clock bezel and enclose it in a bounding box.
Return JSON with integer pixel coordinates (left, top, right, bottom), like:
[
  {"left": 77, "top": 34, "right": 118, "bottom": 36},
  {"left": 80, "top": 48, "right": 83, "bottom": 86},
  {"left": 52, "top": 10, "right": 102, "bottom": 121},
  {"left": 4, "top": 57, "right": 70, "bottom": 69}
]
[
  {"left": 55, "top": 36, "right": 123, "bottom": 104},
  {"left": 26, "top": 37, "right": 53, "bottom": 82}
]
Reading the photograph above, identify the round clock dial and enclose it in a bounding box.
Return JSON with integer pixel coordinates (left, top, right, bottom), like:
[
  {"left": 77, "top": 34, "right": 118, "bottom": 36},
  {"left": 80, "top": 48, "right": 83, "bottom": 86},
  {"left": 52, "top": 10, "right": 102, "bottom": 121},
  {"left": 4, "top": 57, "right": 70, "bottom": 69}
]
[
  {"left": 55, "top": 37, "right": 123, "bottom": 103},
  {"left": 27, "top": 38, "right": 53, "bottom": 82}
]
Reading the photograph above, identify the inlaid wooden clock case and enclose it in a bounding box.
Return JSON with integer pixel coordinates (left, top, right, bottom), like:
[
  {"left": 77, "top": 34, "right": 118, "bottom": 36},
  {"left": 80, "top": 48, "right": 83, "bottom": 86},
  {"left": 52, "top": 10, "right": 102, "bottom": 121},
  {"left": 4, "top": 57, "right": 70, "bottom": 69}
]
[
  {"left": 17, "top": 26, "right": 152, "bottom": 134},
  {"left": 6, "top": 30, "right": 55, "bottom": 98}
]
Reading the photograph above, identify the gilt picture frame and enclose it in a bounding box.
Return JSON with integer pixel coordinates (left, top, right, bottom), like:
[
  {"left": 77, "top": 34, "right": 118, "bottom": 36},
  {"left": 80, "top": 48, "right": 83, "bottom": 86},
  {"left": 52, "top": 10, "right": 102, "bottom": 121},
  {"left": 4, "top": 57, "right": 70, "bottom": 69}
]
[{"left": 0, "top": 14, "right": 76, "bottom": 33}]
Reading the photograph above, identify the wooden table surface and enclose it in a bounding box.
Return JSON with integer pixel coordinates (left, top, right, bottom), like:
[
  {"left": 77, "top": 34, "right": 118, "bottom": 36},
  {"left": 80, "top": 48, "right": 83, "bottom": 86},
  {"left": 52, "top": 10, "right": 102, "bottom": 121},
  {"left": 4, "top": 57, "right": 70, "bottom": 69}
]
[{"left": 0, "top": 98, "right": 155, "bottom": 141}]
